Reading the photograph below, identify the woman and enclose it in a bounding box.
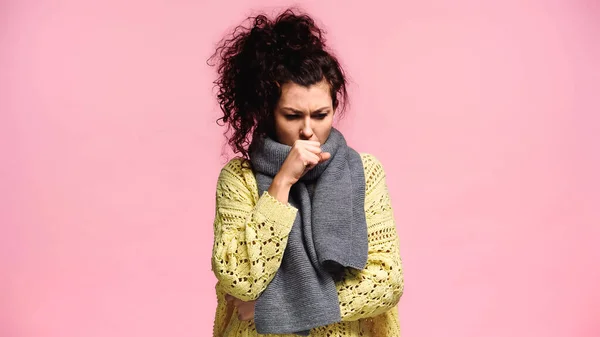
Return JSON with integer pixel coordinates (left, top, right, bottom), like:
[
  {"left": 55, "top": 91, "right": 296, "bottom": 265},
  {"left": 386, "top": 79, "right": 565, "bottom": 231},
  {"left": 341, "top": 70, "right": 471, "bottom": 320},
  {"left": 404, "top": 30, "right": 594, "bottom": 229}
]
[{"left": 209, "top": 9, "right": 404, "bottom": 337}]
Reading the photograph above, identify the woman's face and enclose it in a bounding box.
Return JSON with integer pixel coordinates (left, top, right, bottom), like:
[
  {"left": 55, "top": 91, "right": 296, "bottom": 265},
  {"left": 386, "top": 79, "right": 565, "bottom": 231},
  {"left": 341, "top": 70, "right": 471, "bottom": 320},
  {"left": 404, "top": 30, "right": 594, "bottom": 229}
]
[{"left": 273, "top": 79, "right": 335, "bottom": 146}]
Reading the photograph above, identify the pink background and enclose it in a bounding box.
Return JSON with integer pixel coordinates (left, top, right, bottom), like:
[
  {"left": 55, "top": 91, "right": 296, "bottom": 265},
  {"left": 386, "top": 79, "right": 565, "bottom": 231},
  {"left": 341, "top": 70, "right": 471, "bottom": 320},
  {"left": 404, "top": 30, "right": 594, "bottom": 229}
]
[{"left": 1, "top": 0, "right": 599, "bottom": 336}]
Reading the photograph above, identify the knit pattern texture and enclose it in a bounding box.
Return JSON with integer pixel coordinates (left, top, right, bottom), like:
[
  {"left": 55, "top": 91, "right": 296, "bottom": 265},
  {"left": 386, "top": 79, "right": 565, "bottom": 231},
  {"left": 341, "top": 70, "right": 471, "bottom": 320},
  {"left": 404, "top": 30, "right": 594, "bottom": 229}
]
[{"left": 212, "top": 153, "right": 404, "bottom": 337}]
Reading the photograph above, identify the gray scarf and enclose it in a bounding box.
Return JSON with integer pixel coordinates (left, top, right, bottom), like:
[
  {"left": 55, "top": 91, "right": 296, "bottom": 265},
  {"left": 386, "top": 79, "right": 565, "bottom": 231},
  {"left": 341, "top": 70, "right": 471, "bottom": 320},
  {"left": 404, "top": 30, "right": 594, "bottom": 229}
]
[{"left": 249, "top": 128, "right": 369, "bottom": 335}]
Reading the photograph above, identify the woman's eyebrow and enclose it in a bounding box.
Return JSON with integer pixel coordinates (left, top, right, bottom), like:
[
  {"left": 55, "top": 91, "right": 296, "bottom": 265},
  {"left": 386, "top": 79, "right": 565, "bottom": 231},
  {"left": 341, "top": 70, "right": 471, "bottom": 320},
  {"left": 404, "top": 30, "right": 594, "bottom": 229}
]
[{"left": 281, "top": 107, "right": 330, "bottom": 114}]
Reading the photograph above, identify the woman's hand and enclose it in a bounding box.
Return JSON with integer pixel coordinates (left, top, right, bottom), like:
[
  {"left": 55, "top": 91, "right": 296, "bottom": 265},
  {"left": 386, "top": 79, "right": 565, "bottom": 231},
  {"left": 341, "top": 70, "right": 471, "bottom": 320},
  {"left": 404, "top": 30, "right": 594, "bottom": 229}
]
[
  {"left": 276, "top": 140, "right": 331, "bottom": 186},
  {"left": 225, "top": 294, "right": 256, "bottom": 321},
  {"left": 268, "top": 139, "right": 331, "bottom": 204}
]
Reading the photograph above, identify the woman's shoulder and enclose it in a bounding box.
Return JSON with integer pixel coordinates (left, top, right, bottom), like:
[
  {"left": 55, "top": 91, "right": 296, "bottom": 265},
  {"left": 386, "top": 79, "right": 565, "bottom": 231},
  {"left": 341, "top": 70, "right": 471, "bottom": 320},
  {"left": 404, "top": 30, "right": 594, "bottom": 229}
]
[
  {"left": 359, "top": 153, "right": 388, "bottom": 191},
  {"left": 359, "top": 153, "right": 386, "bottom": 174},
  {"left": 217, "top": 157, "right": 257, "bottom": 189},
  {"left": 359, "top": 152, "right": 382, "bottom": 168},
  {"left": 218, "top": 156, "right": 254, "bottom": 177},
  {"left": 220, "top": 156, "right": 249, "bottom": 171}
]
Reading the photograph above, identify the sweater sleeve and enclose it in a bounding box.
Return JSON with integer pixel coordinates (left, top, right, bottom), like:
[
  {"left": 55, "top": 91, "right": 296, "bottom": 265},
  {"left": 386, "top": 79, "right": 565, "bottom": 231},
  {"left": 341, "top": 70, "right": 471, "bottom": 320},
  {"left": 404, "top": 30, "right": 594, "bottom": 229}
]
[
  {"left": 338, "top": 154, "right": 405, "bottom": 321},
  {"left": 211, "top": 159, "right": 298, "bottom": 301}
]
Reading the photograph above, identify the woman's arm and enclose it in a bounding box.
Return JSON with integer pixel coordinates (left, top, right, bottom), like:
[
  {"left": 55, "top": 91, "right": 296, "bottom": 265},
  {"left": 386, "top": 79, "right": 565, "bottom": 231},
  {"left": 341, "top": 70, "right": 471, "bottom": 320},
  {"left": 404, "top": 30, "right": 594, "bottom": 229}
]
[
  {"left": 211, "top": 159, "right": 298, "bottom": 301},
  {"left": 338, "top": 154, "right": 404, "bottom": 321}
]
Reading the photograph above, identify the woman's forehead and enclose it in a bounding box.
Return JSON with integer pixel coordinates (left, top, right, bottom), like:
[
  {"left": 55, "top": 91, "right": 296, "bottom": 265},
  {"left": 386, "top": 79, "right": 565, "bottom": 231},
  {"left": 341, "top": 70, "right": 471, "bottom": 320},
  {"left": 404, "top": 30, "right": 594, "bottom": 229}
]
[{"left": 278, "top": 80, "right": 332, "bottom": 109}]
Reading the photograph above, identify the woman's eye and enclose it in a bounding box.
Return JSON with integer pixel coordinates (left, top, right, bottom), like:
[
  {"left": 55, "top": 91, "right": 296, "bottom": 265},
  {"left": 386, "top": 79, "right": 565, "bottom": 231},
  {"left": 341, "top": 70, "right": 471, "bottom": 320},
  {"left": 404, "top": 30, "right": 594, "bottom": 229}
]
[
  {"left": 314, "top": 114, "right": 328, "bottom": 120},
  {"left": 285, "top": 115, "right": 300, "bottom": 120}
]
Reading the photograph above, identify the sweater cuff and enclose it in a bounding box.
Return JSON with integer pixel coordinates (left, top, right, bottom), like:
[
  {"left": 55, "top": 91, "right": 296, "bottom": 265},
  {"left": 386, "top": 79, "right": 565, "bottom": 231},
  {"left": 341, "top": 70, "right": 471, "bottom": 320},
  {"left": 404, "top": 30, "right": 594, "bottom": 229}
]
[{"left": 255, "top": 191, "right": 298, "bottom": 237}]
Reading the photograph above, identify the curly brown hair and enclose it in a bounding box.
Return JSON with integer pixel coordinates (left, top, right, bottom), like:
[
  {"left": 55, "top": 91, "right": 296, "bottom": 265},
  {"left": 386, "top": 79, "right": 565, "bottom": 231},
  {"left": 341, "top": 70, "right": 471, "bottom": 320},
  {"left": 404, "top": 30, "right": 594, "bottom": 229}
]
[{"left": 208, "top": 8, "right": 349, "bottom": 161}]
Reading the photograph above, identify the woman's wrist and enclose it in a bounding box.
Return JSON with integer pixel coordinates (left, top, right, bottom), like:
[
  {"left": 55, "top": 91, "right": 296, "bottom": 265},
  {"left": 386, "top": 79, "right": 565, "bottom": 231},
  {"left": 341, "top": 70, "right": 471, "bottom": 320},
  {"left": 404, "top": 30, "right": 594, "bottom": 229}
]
[{"left": 268, "top": 174, "right": 293, "bottom": 204}]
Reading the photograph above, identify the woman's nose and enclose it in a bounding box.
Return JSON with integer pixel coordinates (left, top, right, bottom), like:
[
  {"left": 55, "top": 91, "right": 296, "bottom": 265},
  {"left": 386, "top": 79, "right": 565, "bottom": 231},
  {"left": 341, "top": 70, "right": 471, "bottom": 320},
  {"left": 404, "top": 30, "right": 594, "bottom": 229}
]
[{"left": 300, "top": 119, "right": 314, "bottom": 139}]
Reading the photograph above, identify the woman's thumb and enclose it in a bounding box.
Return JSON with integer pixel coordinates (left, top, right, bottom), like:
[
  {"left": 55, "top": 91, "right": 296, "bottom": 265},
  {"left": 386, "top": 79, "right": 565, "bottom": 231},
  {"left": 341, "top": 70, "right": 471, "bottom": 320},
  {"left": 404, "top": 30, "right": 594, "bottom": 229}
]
[{"left": 320, "top": 152, "right": 331, "bottom": 162}]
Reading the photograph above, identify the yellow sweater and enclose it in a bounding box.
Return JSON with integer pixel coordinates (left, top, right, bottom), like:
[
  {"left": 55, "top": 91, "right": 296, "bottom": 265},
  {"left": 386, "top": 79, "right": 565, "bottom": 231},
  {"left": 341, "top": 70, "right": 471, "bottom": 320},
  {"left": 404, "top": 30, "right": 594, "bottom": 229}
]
[{"left": 211, "top": 153, "right": 404, "bottom": 337}]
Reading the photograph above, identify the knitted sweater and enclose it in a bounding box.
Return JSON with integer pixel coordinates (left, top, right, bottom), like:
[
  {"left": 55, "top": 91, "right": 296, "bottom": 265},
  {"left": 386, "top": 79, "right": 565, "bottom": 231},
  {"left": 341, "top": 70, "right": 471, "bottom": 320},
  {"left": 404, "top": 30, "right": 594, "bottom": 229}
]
[{"left": 211, "top": 153, "right": 404, "bottom": 337}]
